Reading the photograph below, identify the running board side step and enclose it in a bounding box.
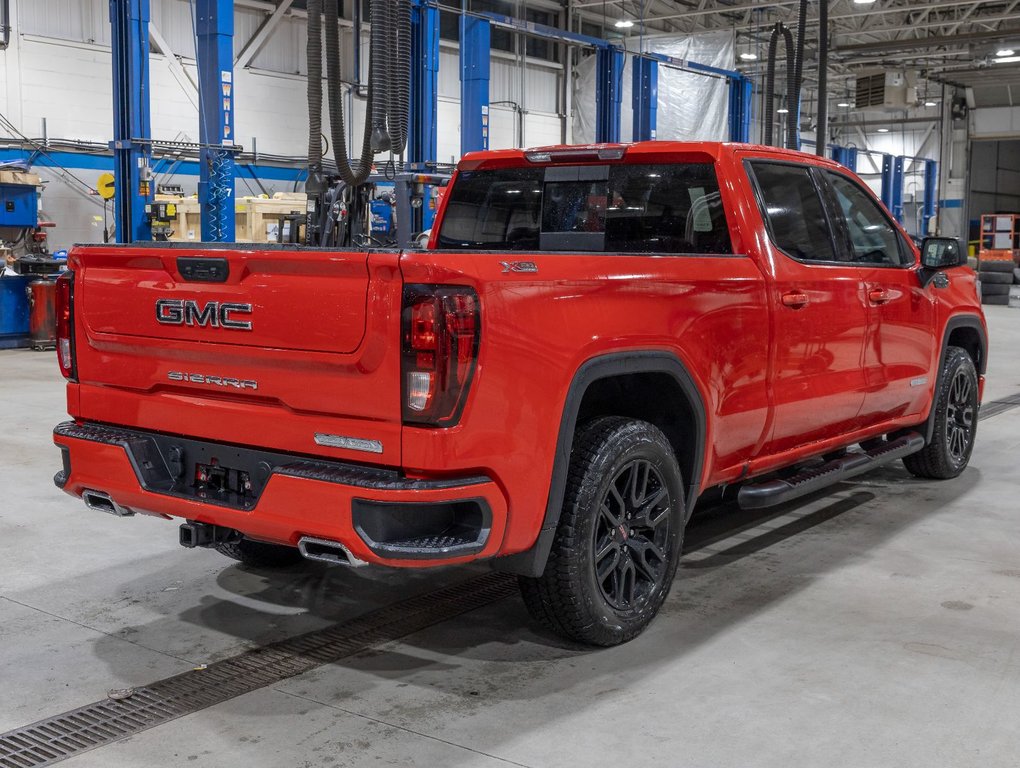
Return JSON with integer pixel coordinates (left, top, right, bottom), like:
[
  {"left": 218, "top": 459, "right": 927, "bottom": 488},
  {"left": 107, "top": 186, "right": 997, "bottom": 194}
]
[{"left": 737, "top": 432, "right": 925, "bottom": 510}]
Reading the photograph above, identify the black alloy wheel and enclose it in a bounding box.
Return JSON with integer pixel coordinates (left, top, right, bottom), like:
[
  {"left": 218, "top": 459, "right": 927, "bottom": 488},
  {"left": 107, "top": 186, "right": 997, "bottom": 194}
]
[{"left": 593, "top": 459, "right": 672, "bottom": 611}]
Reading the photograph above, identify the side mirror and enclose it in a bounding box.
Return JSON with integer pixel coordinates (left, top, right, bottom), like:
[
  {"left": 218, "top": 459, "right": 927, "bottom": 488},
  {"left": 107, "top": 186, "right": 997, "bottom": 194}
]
[{"left": 921, "top": 237, "right": 966, "bottom": 269}]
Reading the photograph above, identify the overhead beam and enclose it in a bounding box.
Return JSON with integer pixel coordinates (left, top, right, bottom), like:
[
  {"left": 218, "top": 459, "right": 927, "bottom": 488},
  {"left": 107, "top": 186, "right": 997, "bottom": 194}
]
[
  {"left": 835, "top": 26, "right": 1020, "bottom": 55},
  {"left": 234, "top": 0, "right": 295, "bottom": 69}
]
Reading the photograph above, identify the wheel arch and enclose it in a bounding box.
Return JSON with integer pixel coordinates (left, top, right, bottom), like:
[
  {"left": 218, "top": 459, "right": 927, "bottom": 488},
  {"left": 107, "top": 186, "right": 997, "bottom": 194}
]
[
  {"left": 924, "top": 314, "right": 987, "bottom": 443},
  {"left": 495, "top": 350, "right": 708, "bottom": 577}
]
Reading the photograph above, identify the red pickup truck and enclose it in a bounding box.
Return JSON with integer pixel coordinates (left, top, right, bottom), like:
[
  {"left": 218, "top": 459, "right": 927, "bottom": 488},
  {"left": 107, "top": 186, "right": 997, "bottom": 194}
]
[{"left": 53, "top": 142, "right": 987, "bottom": 646}]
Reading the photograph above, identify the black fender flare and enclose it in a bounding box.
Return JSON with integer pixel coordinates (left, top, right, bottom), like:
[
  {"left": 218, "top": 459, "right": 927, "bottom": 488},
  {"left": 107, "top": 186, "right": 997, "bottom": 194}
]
[
  {"left": 923, "top": 314, "right": 987, "bottom": 444},
  {"left": 494, "top": 350, "right": 708, "bottom": 577}
]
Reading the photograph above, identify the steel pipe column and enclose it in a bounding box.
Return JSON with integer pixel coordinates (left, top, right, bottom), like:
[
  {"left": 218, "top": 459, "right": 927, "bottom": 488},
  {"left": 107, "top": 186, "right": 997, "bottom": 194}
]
[
  {"left": 632, "top": 57, "right": 657, "bottom": 142},
  {"left": 195, "top": 0, "right": 235, "bottom": 241},
  {"left": 109, "top": 0, "right": 152, "bottom": 242},
  {"left": 460, "top": 16, "right": 490, "bottom": 156}
]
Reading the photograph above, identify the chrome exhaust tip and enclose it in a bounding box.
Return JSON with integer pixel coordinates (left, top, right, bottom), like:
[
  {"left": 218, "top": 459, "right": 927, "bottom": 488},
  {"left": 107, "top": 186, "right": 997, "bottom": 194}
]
[
  {"left": 82, "top": 490, "right": 134, "bottom": 517},
  {"left": 297, "top": 536, "right": 367, "bottom": 567}
]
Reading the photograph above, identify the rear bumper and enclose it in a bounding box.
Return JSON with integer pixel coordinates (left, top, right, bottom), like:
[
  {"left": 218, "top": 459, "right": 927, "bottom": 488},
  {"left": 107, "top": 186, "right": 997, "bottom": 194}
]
[{"left": 53, "top": 421, "right": 508, "bottom": 568}]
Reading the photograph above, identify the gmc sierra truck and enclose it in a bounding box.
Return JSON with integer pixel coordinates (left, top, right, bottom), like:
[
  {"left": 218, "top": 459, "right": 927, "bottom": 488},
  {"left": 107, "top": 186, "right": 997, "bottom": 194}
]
[{"left": 53, "top": 142, "right": 987, "bottom": 646}]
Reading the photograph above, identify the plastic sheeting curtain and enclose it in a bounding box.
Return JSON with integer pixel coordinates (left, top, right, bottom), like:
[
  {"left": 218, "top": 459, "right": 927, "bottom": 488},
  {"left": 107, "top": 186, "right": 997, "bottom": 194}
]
[{"left": 572, "top": 31, "right": 735, "bottom": 144}]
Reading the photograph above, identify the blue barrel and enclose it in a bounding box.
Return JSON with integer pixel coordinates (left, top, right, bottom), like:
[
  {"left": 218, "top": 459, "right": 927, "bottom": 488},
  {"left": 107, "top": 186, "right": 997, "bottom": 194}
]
[{"left": 0, "top": 275, "right": 33, "bottom": 337}]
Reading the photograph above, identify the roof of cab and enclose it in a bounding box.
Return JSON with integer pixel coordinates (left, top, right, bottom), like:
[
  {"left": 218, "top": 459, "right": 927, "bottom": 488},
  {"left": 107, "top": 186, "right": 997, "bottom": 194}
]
[{"left": 457, "top": 141, "right": 846, "bottom": 173}]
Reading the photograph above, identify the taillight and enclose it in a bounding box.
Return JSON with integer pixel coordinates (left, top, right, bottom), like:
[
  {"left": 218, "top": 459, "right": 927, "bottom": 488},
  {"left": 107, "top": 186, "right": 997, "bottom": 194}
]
[
  {"left": 55, "top": 270, "right": 76, "bottom": 381},
  {"left": 401, "top": 285, "right": 480, "bottom": 426}
]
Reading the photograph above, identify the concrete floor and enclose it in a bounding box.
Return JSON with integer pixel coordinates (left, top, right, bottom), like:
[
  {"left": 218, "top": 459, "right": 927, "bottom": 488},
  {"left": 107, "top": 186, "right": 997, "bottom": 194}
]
[{"left": 3, "top": 306, "right": 1020, "bottom": 768}]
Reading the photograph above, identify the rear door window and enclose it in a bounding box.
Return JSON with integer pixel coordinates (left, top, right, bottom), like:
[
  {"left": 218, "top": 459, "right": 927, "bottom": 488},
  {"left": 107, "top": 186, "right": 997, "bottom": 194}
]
[
  {"left": 748, "top": 162, "right": 839, "bottom": 263},
  {"left": 437, "top": 163, "right": 731, "bottom": 254}
]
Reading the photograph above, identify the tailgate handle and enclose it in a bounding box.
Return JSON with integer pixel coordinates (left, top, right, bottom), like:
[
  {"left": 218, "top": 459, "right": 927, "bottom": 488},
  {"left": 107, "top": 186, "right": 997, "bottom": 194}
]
[{"left": 177, "top": 257, "right": 229, "bottom": 283}]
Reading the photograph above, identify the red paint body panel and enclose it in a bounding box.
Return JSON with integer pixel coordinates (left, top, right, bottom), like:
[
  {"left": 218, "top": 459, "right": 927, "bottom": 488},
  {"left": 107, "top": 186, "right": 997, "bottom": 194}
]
[{"left": 54, "top": 142, "right": 988, "bottom": 567}]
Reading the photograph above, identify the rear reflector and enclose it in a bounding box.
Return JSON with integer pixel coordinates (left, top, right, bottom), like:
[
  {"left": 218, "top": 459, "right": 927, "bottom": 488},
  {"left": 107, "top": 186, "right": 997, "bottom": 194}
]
[
  {"left": 55, "top": 270, "right": 76, "bottom": 381},
  {"left": 401, "top": 285, "right": 480, "bottom": 426}
]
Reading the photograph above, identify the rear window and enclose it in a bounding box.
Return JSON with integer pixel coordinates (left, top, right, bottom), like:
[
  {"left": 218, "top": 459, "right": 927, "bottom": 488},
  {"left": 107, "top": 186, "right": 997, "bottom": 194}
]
[{"left": 436, "top": 163, "right": 732, "bottom": 254}]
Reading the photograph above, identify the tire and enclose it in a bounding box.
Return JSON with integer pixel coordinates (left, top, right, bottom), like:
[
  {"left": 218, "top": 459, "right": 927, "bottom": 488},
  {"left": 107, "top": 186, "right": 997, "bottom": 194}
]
[
  {"left": 980, "top": 271, "right": 1013, "bottom": 285},
  {"left": 978, "top": 259, "right": 1015, "bottom": 274},
  {"left": 903, "top": 346, "right": 978, "bottom": 479},
  {"left": 982, "top": 294, "right": 1010, "bottom": 306},
  {"left": 215, "top": 537, "right": 305, "bottom": 568},
  {"left": 518, "top": 417, "right": 685, "bottom": 646},
  {"left": 981, "top": 283, "right": 1011, "bottom": 296}
]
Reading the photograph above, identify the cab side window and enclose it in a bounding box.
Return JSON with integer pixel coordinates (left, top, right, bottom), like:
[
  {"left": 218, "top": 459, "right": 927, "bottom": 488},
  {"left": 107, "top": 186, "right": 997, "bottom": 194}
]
[
  {"left": 748, "top": 162, "right": 838, "bottom": 263},
  {"left": 825, "top": 172, "right": 909, "bottom": 267}
]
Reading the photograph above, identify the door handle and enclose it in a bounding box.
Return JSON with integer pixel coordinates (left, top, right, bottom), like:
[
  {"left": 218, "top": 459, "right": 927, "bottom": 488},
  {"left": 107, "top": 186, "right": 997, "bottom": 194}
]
[
  {"left": 868, "top": 288, "right": 892, "bottom": 305},
  {"left": 781, "top": 291, "right": 810, "bottom": 309}
]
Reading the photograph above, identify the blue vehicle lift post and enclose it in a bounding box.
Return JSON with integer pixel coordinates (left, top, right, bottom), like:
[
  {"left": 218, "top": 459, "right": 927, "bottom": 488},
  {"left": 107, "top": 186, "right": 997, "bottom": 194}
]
[
  {"left": 891, "top": 155, "right": 906, "bottom": 224},
  {"left": 195, "top": 0, "right": 235, "bottom": 241},
  {"left": 409, "top": 0, "right": 439, "bottom": 167},
  {"left": 922, "top": 159, "right": 938, "bottom": 235},
  {"left": 595, "top": 47, "right": 624, "bottom": 143},
  {"left": 631, "top": 56, "right": 657, "bottom": 142},
  {"left": 460, "top": 16, "right": 490, "bottom": 155},
  {"left": 830, "top": 145, "right": 858, "bottom": 172},
  {"left": 880, "top": 154, "right": 894, "bottom": 212},
  {"left": 728, "top": 75, "right": 753, "bottom": 143},
  {"left": 109, "top": 0, "right": 153, "bottom": 242}
]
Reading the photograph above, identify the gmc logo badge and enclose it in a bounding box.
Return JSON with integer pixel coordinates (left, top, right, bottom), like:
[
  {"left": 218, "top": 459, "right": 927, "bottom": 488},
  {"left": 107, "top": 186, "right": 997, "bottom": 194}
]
[{"left": 155, "top": 299, "right": 253, "bottom": 331}]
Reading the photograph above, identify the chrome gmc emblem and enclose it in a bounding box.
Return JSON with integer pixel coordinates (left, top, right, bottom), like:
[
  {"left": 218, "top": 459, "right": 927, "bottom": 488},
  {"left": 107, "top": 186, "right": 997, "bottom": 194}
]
[{"left": 155, "top": 299, "right": 253, "bottom": 331}]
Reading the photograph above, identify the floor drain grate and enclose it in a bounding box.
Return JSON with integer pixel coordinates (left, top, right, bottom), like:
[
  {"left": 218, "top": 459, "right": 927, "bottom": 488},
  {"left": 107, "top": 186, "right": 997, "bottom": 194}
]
[
  {"left": 0, "top": 573, "right": 517, "bottom": 768},
  {"left": 980, "top": 394, "right": 1020, "bottom": 421}
]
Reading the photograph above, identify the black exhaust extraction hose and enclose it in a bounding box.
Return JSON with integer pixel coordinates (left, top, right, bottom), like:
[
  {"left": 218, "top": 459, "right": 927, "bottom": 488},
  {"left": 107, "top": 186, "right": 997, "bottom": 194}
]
[
  {"left": 305, "top": 0, "right": 325, "bottom": 193},
  {"left": 764, "top": 23, "right": 795, "bottom": 148},
  {"left": 816, "top": 0, "right": 829, "bottom": 156},
  {"left": 387, "top": 0, "right": 412, "bottom": 155},
  {"left": 784, "top": 22, "right": 797, "bottom": 149},
  {"left": 764, "top": 24, "right": 779, "bottom": 147},
  {"left": 325, "top": 0, "right": 373, "bottom": 186},
  {"left": 369, "top": 0, "right": 392, "bottom": 153},
  {"left": 789, "top": 0, "right": 808, "bottom": 149}
]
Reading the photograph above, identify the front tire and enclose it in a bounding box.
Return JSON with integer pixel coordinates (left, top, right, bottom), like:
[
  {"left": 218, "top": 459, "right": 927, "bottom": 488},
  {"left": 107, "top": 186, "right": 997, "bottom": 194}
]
[
  {"left": 903, "top": 346, "right": 978, "bottom": 479},
  {"left": 215, "top": 537, "right": 305, "bottom": 568},
  {"left": 519, "top": 417, "right": 685, "bottom": 646}
]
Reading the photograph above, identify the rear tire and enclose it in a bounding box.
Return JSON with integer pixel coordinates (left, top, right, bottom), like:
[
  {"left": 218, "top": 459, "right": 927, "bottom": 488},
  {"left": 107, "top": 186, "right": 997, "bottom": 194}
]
[
  {"left": 215, "top": 538, "right": 304, "bottom": 568},
  {"left": 518, "top": 417, "right": 685, "bottom": 646},
  {"left": 903, "top": 346, "right": 978, "bottom": 479}
]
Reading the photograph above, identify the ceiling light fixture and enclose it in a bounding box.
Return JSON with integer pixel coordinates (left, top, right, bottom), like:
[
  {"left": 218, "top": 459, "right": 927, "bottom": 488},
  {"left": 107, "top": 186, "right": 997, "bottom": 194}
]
[
  {"left": 877, "top": 127, "right": 890, "bottom": 133},
  {"left": 777, "top": 108, "right": 789, "bottom": 114},
  {"left": 996, "top": 48, "right": 1016, "bottom": 57},
  {"left": 994, "top": 55, "right": 1020, "bottom": 63},
  {"left": 853, "top": 0, "right": 877, "bottom": 4},
  {"left": 739, "top": 52, "right": 758, "bottom": 61},
  {"left": 924, "top": 100, "right": 937, "bottom": 107},
  {"left": 614, "top": 19, "right": 634, "bottom": 28},
  {"left": 837, "top": 101, "right": 851, "bottom": 107}
]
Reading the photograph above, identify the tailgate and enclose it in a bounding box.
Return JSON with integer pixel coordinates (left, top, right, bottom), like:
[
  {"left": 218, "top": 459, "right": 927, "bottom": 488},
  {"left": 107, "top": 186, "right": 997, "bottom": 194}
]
[{"left": 69, "top": 245, "right": 404, "bottom": 466}]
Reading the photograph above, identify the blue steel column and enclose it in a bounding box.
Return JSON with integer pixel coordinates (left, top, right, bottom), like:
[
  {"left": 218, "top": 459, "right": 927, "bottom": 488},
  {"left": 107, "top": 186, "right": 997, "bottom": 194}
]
[
  {"left": 632, "top": 57, "right": 657, "bottom": 142},
  {"left": 460, "top": 16, "right": 490, "bottom": 156},
  {"left": 922, "top": 159, "right": 938, "bottom": 235},
  {"left": 595, "top": 46, "right": 624, "bottom": 143},
  {"left": 728, "top": 75, "right": 752, "bottom": 143},
  {"left": 409, "top": 0, "right": 439, "bottom": 167},
  {"left": 891, "top": 155, "right": 906, "bottom": 224},
  {"left": 109, "top": 0, "right": 152, "bottom": 242},
  {"left": 196, "top": 0, "right": 235, "bottom": 241}
]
